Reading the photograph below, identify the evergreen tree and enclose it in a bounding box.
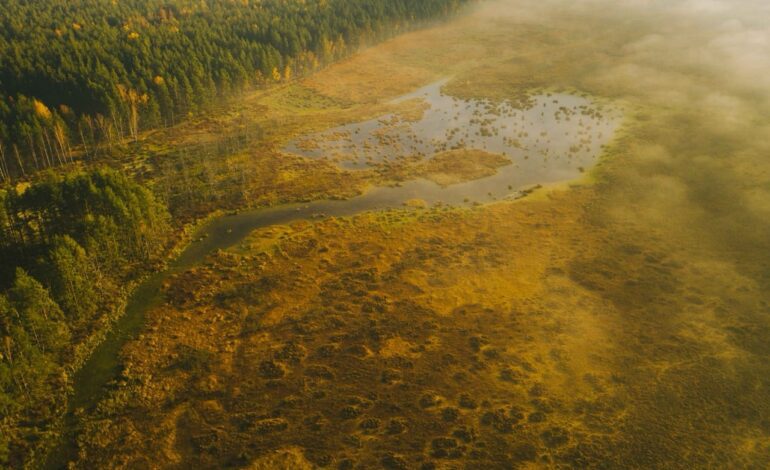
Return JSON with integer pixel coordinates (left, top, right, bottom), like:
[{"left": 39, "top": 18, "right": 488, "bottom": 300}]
[
  {"left": 46, "top": 235, "right": 100, "bottom": 325},
  {"left": 5, "top": 269, "right": 70, "bottom": 358}
]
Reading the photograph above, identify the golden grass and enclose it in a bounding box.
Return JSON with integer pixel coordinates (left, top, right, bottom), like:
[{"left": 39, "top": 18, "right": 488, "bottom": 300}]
[
  {"left": 73, "top": 0, "right": 770, "bottom": 467},
  {"left": 417, "top": 149, "right": 511, "bottom": 186}
]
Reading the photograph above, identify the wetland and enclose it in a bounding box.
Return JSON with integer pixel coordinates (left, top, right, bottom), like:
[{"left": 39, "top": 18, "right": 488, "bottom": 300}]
[{"left": 40, "top": 0, "right": 770, "bottom": 468}]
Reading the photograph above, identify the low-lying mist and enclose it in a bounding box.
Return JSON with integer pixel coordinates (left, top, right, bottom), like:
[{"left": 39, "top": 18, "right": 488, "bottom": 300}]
[{"left": 61, "top": 0, "right": 770, "bottom": 467}]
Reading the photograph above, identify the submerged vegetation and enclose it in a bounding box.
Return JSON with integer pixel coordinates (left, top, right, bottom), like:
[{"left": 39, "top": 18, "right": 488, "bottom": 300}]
[{"left": 2, "top": 0, "right": 770, "bottom": 468}]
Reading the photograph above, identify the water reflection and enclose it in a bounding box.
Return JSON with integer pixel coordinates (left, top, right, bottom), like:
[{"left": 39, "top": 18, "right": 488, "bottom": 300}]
[{"left": 286, "top": 80, "right": 621, "bottom": 188}]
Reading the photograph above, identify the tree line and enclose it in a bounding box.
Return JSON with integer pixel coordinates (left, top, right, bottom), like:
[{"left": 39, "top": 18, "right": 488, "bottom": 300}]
[
  {"left": 0, "top": 0, "right": 470, "bottom": 182},
  {"left": 0, "top": 1, "right": 472, "bottom": 463},
  {"left": 0, "top": 169, "right": 169, "bottom": 466}
]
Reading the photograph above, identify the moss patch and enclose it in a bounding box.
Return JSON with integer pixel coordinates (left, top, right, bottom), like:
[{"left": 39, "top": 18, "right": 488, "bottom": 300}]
[{"left": 417, "top": 149, "right": 511, "bottom": 186}]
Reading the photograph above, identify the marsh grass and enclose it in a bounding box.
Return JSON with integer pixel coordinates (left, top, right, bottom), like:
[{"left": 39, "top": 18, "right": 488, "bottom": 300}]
[{"left": 72, "top": 0, "right": 770, "bottom": 467}]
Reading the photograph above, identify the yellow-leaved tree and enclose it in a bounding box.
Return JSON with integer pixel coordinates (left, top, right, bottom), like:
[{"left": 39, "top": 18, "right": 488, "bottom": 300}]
[{"left": 117, "top": 85, "right": 149, "bottom": 142}]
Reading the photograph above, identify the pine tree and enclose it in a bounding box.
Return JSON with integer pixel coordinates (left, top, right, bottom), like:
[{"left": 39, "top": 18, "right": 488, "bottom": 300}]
[
  {"left": 46, "top": 235, "right": 100, "bottom": 324},
  {"left": 6, "top": 268, "right": 69, "bottom": 358}
]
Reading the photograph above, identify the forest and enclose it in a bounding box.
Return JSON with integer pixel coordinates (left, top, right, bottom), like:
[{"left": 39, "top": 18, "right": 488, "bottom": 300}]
[
  {"left": 0, "top": 170, "right": 169, "bottom": 466},
  {"left": 0, "top": 0, "right": 468, "bottom": 182},
  {"left": 0, "top": 0, "right": 470, "bottom": 466}
]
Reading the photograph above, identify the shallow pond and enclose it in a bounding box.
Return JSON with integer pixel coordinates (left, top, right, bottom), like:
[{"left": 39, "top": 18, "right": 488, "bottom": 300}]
[{"left": 285, "top": 79, "right": 621, "bottom": 203}]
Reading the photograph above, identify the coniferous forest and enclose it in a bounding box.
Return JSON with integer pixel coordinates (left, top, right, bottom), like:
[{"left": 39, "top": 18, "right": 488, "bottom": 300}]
[
  {"left": 0, "top": 0, "right": 466, "bottom": 181},
  {"left": 0, "top": 0, "right": 469, "bottom": 466}
]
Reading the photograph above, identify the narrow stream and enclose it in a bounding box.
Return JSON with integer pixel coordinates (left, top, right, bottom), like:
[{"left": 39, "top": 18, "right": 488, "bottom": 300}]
[{"left": 45, "top": 83, "right": 621, "bottom": 468}]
